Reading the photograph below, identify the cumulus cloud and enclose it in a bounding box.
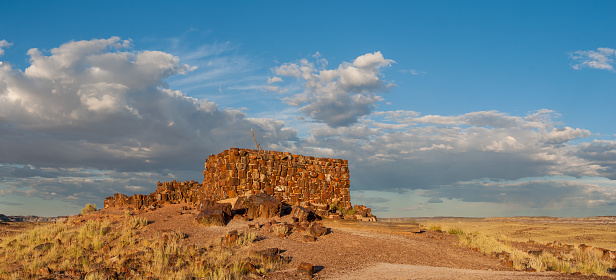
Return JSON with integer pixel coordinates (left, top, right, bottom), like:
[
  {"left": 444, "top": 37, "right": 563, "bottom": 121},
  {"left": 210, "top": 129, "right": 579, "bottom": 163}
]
[
  {"left": 281, "top": 108, "right": 615, "bottom": 211},
  {"left": 0, "top": 40, "right": 12, "bottom": 56},
  {"left": 274, "top": 51, "right": 394, "bottom": 127},
  {"left": 0, "top": 37, "right": 297, "bottom": 210},
  {"left": 570, "top": 47, "right": 616, "bottom": 71},
  {"left": 573, "top": 140, "right": 616, "bottom": 179}
]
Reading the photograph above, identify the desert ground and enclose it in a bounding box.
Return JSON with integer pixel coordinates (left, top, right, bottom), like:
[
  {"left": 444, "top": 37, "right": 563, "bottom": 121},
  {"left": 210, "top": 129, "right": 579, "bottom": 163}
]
[{"left": 1, "top": 204, "right": 615, "bottom": 279}]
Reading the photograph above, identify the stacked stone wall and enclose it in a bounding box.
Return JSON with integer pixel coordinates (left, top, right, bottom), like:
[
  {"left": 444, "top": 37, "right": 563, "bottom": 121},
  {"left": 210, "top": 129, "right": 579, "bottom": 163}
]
[
  {"left": 103, "top": 148, "right": 351, "bottom": 210},
  {"left": 202, "top": 148, "right": 351, "bottom": 207},
  {"left": 103, "top": 180, "right": 202, "bottom": 209}
]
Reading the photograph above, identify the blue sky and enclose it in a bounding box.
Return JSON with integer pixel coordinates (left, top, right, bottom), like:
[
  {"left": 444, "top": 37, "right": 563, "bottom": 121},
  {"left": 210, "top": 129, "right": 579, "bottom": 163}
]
[{"left": 1, "top": 1, "right": 616, "bottom": 217}]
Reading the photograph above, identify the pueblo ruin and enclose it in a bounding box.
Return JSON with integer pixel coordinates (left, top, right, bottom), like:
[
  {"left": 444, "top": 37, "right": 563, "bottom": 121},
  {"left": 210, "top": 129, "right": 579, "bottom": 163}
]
[{"left": 104, "top": 148, "right": 376, "bottom": 222}]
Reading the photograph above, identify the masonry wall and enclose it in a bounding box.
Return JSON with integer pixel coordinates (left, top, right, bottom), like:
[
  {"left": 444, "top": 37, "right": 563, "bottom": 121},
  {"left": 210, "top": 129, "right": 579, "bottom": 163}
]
[
  {"left": 201, "top": 148, "right": 351, "bottom": 207},
  {"left": 104, "top": 148, "right": 351, "bottom": 209}
]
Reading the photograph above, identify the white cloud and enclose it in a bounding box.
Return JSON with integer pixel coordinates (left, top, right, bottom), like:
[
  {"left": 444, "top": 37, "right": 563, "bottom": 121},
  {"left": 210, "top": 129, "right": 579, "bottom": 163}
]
[
  {"left": 284, "top": 109, "right": 611, "bottom": 200},
  {"left": 0, "top": 38, "right": 298, "bottom": 210},
  {"left": 268, "top": 76, "right": 283, "bottom": 84},
  {"left": 274, "top": 51, "right": 395, "bottom": 127},
  {"left": 0, "top": 40, "right": 12, "bottom": 56},
  {"left": 570, "top": 47, "right": 616, "bottom": 71}
]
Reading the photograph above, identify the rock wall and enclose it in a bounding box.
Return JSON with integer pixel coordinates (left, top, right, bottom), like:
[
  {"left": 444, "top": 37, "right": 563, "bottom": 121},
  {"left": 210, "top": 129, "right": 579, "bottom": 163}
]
[
  {"left": 103, "top": 180, "right": 203, "bottom": 209},
  {"left": 202, "top": 148, "right": 351, "bottom": 207},
  {"left": 104, "top": 148, "right": 351, "bottom": 210}
]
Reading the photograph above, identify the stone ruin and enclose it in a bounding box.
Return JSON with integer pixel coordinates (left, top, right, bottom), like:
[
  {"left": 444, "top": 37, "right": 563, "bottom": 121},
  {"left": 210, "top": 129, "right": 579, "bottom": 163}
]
[{"left": 104, "top": 148, "right": 376, "bottom": 222}]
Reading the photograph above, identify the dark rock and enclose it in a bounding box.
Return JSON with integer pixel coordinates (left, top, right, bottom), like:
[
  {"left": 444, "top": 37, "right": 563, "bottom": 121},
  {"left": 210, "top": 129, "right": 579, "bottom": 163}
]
[
  {"left": 291, "top": 206, "right": 311, "bottom": 222},
  {"left": 33, "top": 243, "right": 53, "bottom": 252},
  {"left": 303, "top": 235, "right": 316, "bottom": 242},
  {"left": 308, "top": 222, "right": 327, "bottom": 237},
  {"left": 297, "top": 262, "right": 315, "bottom": 277},
  {"left": 528, "top": 250, "right": 543, "bottom": 257},
  {"left": 244, "top": 193, "right": 281, "bottom": 220},
  {"left": 501, "top": 260, "right": 513, "bottom": 268},
  {"left": 195, "top": 202, "right": 232, "bottom": 226},
  {"left": 223, "top": 230, "right": 239, "bottom": 246}
]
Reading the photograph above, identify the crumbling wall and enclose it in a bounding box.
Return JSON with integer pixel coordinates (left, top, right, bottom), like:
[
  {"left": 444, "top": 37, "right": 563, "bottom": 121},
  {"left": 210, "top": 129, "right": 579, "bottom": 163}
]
[
  {"left": 104, "top": 148, "right": 351, "bottom": 209},
  {"left": 103, "top": 180, "right": 203, "bottom": 209},
  {"left": 202, "top": 148, "right": 351, "bottom": 207}
]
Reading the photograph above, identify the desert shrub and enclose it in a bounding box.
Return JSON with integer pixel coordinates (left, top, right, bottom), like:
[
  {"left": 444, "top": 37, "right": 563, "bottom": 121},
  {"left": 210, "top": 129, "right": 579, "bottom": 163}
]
[
  {"left": 235, "top": 231, "right": 257, "bottom": 246},
  {"left": 575, "top": 248, "right": 613, "bottom": 276},
  {"left": 81, "top": 203, "right": 97, "bottom": 214},
  {"left": 447, "top": 228, "right": 465, "bottom": 235},
  {"left": 129, "top": 216, "right": 148, "bottom": 229},
  {"left": 428, "top": 225, "right": 441, "bottom": 231},
  {"left": 165, "top": 230, "right": 187, "bottom": 243}
]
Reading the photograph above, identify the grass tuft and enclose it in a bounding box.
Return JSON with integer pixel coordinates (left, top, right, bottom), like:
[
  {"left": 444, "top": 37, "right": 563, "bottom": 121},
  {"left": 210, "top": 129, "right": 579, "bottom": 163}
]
[
  {"left": 447, "top": 228, "right": 465, "bottom": 235},
  {"left": 81, "top": 203, "right": 97, "bottom": 214},
  {"left": 129, "top": 216, "right": 148, "bottom": 229}
]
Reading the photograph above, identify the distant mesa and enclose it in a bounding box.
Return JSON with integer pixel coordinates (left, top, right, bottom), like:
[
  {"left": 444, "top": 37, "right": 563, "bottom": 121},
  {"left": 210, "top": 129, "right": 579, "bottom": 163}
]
[{"left": 104, "top": 148, "right": 377, "bottom": 223}]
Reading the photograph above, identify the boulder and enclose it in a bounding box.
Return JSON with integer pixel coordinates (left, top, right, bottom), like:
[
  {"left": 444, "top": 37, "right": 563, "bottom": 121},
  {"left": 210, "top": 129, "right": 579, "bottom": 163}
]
[
  {"left": 244, "top": 193, "right": 281, "bottom": 220},
  {"left": 308, "top": 222, "right": 327, "bottom": 237},
  {"left": 297, "top": 262, "right": 315, "bottom": 277},
  {"left": 195, "top": 202, "right": 232, "bottom": 226},
  {"left": 291, "top": 206, "right": 310, "bottom": 222},
  {"left": 223, "top": 230, "right": 239, "bottom": 246}
]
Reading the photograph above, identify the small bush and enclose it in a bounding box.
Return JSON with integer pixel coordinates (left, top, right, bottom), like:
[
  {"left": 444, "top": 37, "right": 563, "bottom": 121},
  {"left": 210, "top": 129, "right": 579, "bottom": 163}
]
[
  {"left": 236, "top": 231, "right": 257, "bottom": 246},
  {"left": 429, "top": 225, "right": 442, "bottom": 231},
  {"left": 81, "top": 203, "right": 97, "bottom": 214},
  {"left": 129, "top": 216, "right": 148, "bottom": 229},
  {"left": 447, "top": 228, "right": 465, "bottom": 236},
  {"left": 165, "top": 231, "right": 187, "bottom": 243}
]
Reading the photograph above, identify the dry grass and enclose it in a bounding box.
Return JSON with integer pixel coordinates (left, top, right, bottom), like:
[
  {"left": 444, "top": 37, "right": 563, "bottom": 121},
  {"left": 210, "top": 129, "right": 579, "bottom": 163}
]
[
  {"left": 426, "top": 222, "right": 615, "bottom": 277},
  {"left": 128, "top": 216, "right": 148, "bottom": 229},
  {"left": 81, "top": 203, "right": 97, "bottom": 215},
  {"left": 423, "top": 217, "right": 616, "bottom": 250},
  {"left": 0, "top": 215, "right": 286, "bottom": 279}
]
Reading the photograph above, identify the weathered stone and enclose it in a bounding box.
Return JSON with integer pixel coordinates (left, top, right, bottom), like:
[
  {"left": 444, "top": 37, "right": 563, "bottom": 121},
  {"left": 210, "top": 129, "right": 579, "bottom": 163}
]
[
  {"left": 223, "top": 230, "right": 239, "bottom": 245},
  {"left": 291, "top": 206, "right": 310, "bottom": 222},
  {"left": 501, "top": 260, "right": 513, "bottom": 268},
  {"left": 308, "top": 222, "right": 327, "bottom": 237},
  {"left": 297, "top": 262, "right": 315, "bottom": 277},
  {"left": 303, "top": 235, "right": 316, "bottom": 242},
  {"left": 33, "top": 243, "right": 53, "bottom": 252},
  {"left": 245, "top": 193, "right": 281, "bottom": 220},
  {"left": 195, "top": 203, "right": 232, "bottom": 226}
]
